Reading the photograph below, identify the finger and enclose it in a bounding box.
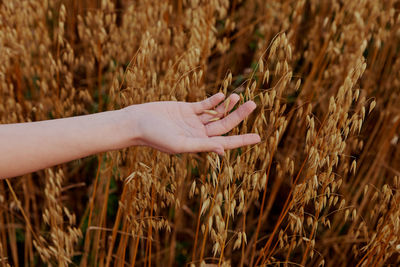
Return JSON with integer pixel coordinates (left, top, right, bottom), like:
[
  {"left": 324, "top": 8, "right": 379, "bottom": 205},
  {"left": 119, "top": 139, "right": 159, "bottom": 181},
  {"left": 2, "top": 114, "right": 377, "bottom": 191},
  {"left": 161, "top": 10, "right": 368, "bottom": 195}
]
[
  {"left": 182, "top": 137, "right": 225, "bottom": 155},
  {"left": 199, "top": 94, "right": 240, "bottom": 124},
  {"left": 206, "top": 101, "right": 257, "bottom": 136},
  {"left": 192, "top": 92, "right": 225, "bottom": 114},
  {"left": 211, "top": 134, "right": 261, "bottom": 150}
]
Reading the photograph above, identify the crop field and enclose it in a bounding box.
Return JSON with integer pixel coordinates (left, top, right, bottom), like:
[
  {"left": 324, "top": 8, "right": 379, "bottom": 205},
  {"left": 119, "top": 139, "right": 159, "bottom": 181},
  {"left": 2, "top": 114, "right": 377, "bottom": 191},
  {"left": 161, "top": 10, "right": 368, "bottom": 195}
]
[{"left": 0, "top": 0, "right": 399, "bottom": 266}]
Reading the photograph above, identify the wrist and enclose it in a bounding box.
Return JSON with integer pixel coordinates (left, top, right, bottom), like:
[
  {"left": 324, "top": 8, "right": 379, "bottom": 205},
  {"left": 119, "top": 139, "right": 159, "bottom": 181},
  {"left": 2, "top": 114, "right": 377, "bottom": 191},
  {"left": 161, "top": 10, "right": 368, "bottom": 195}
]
[{"left": 118, "top": 106, "right": 143, "bottom": 148}]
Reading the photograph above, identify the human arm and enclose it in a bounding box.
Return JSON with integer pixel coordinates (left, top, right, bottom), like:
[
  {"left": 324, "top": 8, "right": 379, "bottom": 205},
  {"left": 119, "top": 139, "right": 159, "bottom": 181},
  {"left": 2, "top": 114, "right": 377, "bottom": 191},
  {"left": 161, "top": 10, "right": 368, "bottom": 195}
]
[
  {"left": 0, "top": 109, "right": 133, "bottom": 179},
  {"left": 0, "top": 93, "right": 260, "bottom": 178}
]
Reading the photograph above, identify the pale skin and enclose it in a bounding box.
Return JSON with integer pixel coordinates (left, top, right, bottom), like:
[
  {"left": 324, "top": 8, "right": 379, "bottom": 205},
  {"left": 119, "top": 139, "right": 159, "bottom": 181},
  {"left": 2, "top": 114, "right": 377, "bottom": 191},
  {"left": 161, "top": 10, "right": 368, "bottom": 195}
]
[{"left": 0, "top": 93, "right": 260, "bottom": 179}]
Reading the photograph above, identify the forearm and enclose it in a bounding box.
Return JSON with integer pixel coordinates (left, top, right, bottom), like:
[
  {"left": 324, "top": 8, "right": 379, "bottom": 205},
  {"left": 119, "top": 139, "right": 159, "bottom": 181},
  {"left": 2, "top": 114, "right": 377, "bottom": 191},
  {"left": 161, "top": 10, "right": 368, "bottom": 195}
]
[{"left": 0, "top": 110, "right": 137, "bottom": 178}]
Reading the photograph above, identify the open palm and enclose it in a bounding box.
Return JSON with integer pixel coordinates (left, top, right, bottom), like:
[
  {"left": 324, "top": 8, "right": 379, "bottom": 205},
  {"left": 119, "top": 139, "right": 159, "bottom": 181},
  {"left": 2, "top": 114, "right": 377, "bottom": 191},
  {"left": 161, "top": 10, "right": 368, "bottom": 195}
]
[{"left": 124, "top": 93, "right": 260, "bottom": 155}]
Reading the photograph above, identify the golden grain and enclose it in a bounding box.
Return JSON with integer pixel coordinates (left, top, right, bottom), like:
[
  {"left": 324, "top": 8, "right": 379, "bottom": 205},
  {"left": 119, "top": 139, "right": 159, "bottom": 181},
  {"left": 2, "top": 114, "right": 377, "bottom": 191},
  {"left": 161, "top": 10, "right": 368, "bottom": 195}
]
[{"left": 1, "top": 0, "right": 399, "bottom": 266}]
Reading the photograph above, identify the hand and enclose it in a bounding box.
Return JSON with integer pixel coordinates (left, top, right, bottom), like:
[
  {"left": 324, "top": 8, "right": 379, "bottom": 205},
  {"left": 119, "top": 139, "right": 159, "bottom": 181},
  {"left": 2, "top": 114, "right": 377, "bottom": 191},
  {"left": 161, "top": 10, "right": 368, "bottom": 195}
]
[{"left": 123, "top": 93, "right": 261, "bottom": 155}]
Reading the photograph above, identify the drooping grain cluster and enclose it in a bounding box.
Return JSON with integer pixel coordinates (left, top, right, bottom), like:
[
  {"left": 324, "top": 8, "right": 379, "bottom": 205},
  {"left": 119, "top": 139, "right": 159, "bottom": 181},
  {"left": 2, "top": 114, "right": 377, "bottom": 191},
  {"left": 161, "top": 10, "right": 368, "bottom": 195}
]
[
  {"left": 34, "top": 169, "right": 81, "bottom": 266},
  {"left": 0, "top": 0, "right": 399, "bottom": 266}
]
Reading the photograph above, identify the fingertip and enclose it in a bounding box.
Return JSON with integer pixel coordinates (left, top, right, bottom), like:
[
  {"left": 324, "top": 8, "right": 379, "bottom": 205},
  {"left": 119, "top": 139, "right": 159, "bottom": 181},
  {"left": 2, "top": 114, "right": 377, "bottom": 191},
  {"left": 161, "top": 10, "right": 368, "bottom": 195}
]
[
  {"left": 215, "top": 92, "right": 225, "bottom": 100},
  {"left": 247, "top": 100, "right": 257, "bottom": 110},
  {"left": 251, "top": 133, "right": 261, "bottom": 143},
  {"left": 230, "top": 93, "right": 240, "bottom": 101},
  {"left": 246, "top": 133, "right": 261, "bottom": 145},
  {"left": 212, "top": 93, "right": 226, "bottom": 106}
]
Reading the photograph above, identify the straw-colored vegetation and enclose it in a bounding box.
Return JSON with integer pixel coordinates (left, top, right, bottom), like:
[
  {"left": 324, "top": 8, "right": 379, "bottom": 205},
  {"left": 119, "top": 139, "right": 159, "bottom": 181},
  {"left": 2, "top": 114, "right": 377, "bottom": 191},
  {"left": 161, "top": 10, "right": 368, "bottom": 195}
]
[{"left": 0, "top": 0, "right": 399, "bottom": 266}]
